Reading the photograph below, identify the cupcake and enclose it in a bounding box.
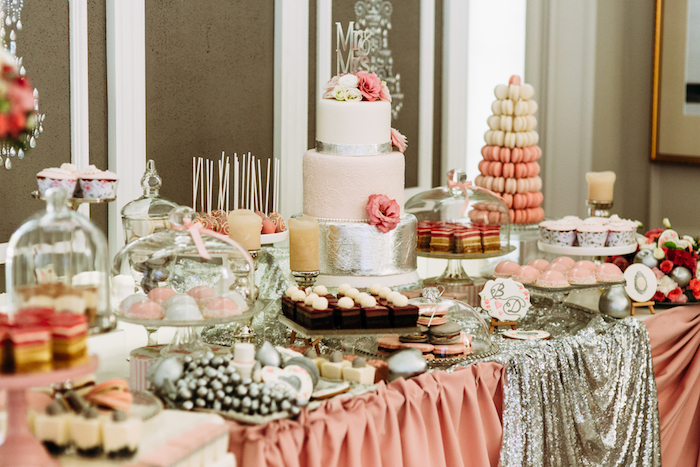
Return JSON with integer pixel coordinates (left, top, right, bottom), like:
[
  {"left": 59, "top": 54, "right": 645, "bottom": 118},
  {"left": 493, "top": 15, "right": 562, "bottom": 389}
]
[
  {"left": 547, "top": 221, "right": 578, "bottom": 246},
  {"left": 538, "top": 220, "right": 554, "bottom": 244},
  {"left": 577, "top": 223, "right": 608, "bottom": 248},
  {"left": 494, "top": 260, "right": 520, "bottom": 278},
  {"left": 595, "top": 263, "right": 624, "bottom": 282},
  {"left": 512, "top": 265, "right": 540, "bottom": 284},
  {"left": 606, "top": 220, "right": 636, "bottom": 246},
  {"left": 567, "top": 266, "right": 596, "bottom": 285},
  {"left": 77, "top": 165, "right": 118, "bottom": 199},
  {"left": 36, "top": 163, "right": 79, "bottom": 197},
  {"left": 535, "top": 270, "right": 569, "bottom": 288}
]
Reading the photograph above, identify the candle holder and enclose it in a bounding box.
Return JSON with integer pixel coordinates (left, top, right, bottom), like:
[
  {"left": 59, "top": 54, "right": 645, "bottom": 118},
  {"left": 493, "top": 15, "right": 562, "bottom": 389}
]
[
  {"left": 587, "top": 200, "right": 613, "bottom": 218},
  {"left": 292, "top": 270, "right": 319, "bottom": 289}
]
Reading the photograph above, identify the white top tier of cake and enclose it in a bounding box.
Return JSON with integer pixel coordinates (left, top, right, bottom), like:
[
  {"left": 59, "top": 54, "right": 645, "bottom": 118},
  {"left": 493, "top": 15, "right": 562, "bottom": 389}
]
[{"left": 316, "top": 99, "right": 391, "bottom": 146}]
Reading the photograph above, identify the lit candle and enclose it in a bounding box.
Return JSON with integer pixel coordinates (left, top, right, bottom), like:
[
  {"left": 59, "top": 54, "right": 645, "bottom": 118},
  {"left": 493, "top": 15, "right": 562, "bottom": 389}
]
[
  {"left": 228, "top": 209, "right": 262, "bottom": 250},
  {"left": 586, "top": 171, "right": 616, "bottom": 202},
  {"left": 288, "top": 215, "right": 319, "bottom": 272}
]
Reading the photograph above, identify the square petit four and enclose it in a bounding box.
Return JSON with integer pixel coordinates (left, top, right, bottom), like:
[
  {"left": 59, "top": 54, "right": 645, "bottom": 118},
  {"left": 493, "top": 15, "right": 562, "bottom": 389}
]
[
  {"left": 429, "top": 226, "right": 453, "bottom": 253},
  {"left": 342, "top": 357, "right": 376, "bottom": 384},
  {"left": 11, "top": 325, "right": 52, "bottom": 373},
  {"left": 333, "top": 296, "right": 361, "bottom": 329},
  {"left": 298, "top": 297, "right": 333, "bottom": 330},
  {"left": 49, "top": 313, "right": 88, "bottom": 368},
  {"left": 360, "top": 296, "right": 391, "bottom": 328},
  {"left": 386, "top": 294, "right": 419, "bottom": 328}
]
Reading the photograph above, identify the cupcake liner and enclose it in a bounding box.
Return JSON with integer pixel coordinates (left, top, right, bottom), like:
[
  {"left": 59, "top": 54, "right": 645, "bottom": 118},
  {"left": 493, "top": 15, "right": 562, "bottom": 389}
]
[
  {"left": 548, "top": 229, "right": 576, "bottom": 247},
  {"left": 78, "top": 179, "right": 118, "bottom": 199},
  {"left": 577, "top": 231, "right": 607, "bottom": 248},
  {"left": 37, "top": 177, "right": 77, "bottom": 197},
  {"left": 539, "top": 226, "right": 551, "bottom": 244},
  {"left": 606, "top": 230, "right": 635, "bottom": 247}
]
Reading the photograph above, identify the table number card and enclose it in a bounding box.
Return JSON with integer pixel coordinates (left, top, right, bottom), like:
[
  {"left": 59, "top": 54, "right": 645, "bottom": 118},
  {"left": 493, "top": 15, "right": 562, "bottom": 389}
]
[{"left": 479, "top": 278, "right": 531, "bottom": 322}]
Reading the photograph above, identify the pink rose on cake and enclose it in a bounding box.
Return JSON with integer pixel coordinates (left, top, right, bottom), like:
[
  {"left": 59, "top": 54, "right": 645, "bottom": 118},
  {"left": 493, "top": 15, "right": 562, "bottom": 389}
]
[
  {"left": 366, "top": 194, "right": 400, "bottom": 233},
  {"left": 391, "top": 128, "right": 407, "bottom": 153},
  {"left": 379, "top": 82, "right": 392, "bottom": 103},
  {"left": 356, "top": 71, "right": 382, "bottom": 101}
]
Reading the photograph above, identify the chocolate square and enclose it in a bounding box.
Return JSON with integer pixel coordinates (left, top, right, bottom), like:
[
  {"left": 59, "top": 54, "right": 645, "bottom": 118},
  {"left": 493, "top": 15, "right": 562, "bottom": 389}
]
[
  {"left": 333, "top": 304, "right": 361, "bottom": 329},
  {"left": 387, "top": 303, "right": 419, "bottom": 328},
  {"left": 281, "top": 296, "right": 296, "bottom": 320},
  {"left": 298, "top": 304, "right": 334, "bottom": 330},
  {"left": 362, "top": 305, "right": 391, "bottom": 328}
]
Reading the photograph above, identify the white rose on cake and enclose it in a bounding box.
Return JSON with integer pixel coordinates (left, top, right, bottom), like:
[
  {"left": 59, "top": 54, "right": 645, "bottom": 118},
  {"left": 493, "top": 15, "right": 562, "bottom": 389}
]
[
  {"left": 338, "top": 73, "right": 359, "bottom": 88},
  {"left": 333, "top": 85, "right": 348, "bottom": 101},
  {"left": 345, "top": 88, "right": 362, "bottom": 101}
]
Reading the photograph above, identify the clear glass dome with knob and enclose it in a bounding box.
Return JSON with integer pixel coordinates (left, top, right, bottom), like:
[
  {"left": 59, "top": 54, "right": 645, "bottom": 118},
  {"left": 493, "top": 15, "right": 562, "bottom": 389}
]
[
  {"left": 111, "top": 206, "right": 255, "bottom": 324},
  {"left": 121, "top": 159, "right": 179, "bottom": 245},
  {"left": 5, "top": 187, "right": 114, "bottom": 333},
  {"left": 405, "top": 169, "right": 511, "bottom": 252}
]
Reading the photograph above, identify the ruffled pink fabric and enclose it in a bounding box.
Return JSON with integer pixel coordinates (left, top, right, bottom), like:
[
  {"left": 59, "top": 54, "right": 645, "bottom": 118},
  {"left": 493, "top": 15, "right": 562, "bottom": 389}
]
[
  {"left": 366, "top": 194, "right": 400, "bottom": 233},
  {"left": 645, "top": 305, "right": 700, "bottom": 467},
  {"left": 227, "top": 362, "right": 505, "bottom": 467}
]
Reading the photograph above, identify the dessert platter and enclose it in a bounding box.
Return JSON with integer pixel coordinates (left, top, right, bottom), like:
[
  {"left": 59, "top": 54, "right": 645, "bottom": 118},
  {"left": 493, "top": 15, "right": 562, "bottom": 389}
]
[{"left": 538, "top": 215, "right": 638, "bottom": 256}]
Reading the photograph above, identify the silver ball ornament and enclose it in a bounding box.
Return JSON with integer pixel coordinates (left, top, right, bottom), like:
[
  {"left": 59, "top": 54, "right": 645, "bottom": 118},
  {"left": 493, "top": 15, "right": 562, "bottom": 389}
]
[
  {"left": 670, "top": 266, "right": 692, "bottom": 288},
  {"left": 599, "top": 285, "right": 632, "bottom": 319},
  {"left": 633, "top": 249, "right": 658, "bottom": 269},
  {"left": 387, "top": 348, "right": 428, "bottom": 382}
]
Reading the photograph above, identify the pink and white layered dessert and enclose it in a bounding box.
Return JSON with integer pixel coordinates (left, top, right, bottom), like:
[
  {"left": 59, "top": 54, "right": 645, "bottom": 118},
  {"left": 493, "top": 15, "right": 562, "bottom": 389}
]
[
  {"left": 36, "top": 163, "right": 79, "bottom": 197},
  {"left": 78, "top": 165, "right": 118, "bottom": 199}
]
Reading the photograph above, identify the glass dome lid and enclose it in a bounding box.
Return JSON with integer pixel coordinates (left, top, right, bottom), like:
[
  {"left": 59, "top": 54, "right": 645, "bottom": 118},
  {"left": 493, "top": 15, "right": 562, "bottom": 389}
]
[
  {"left": 405, "top": 169, "right": 511, "bottom": 252},
  {"left": 5, "top": 187, "right": 113, "bottom": 333},
  {"left": 111, "top": 206, "right": 255, "bottom": 321},
  {"left": 121, "top": 159, "right": 179, "bottom": 244}
]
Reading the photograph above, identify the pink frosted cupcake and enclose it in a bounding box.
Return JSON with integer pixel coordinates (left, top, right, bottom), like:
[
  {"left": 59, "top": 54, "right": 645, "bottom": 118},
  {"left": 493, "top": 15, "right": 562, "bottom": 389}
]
[
  {"left": 567, "top": 266, "right": 596, "bottom": 284},
  {"left": 535, "top": 270, "right": 569, "bottom": 288},
  {"left": 528, "top": 258, "right": 550, "bottom": 272},
  {"left": 577, "top": 223, "right": 608, "bottom": 248},
  {"left": 512, "top": 265, "right": 540, "bottom": 284},
  {"left": 595, "top": 263, "right": 623, "bottom": 282},
  {"left": 606, "top": 220, "right": 636, "bottom": 246},
  {"left": 538, "top": 220, "right": 554, "bottom": 244},
  {"left": 77, "top": 165, "right": 119, "bottom": 199},
  {"left": 36, "top": 163, "right": 79, "bottom": 197},
  {"left": 494, "top": 260, "right": 520, "bottom": 278},
  {"left": 547, "top": 221, "right": 578, "bottom": 246}
]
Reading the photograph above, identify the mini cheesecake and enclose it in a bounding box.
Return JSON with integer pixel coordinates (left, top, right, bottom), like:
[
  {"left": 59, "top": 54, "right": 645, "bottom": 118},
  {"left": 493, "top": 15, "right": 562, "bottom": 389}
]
[
  {"left": 103, "top": 410, "right": 141, "bottom": 459},
  {"left": 71, "top": 407, "right": 103, "bottom": 457},
  {"left": 333, "top": 296, "right": 361, "bottom": 329},
  {"left": 34, "top": 401, "right": 72, "bottom": 455}
]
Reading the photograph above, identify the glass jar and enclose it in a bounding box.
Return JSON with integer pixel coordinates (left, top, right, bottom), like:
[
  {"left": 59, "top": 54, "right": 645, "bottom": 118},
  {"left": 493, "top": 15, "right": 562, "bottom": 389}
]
[
  {"left": 6, "top": 187, "right": 114, "bottom": 333},
  {"left": 121, "top": 159, "right": 179, "bottom": 245}
]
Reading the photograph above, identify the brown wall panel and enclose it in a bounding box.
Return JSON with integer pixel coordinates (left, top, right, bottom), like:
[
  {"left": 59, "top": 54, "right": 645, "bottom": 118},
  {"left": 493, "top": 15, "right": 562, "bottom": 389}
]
[{"left": 145, "top": 0, "right": 275, "bottom": 210}]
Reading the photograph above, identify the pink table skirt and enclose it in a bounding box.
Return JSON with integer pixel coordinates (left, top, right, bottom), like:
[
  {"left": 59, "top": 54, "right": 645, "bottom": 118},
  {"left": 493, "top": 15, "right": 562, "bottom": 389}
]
[
  {"left": 645, "top": 305, "right": 700, "bottom": 467},
  {"left": 227, "top": 362, "right": 505, "bottom": 467}
]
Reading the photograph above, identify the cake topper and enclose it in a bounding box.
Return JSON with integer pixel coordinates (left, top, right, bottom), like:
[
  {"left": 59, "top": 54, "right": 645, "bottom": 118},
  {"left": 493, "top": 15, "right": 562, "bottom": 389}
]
[{"left": 336, "top": 21, "right": 372, "bottom": 75}]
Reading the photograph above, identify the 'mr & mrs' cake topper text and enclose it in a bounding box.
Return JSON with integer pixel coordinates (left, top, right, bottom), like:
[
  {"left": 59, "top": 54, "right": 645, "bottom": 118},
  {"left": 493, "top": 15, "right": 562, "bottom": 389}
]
[{"left": 336, "top": 21, "right": 372, "bottom": 75}]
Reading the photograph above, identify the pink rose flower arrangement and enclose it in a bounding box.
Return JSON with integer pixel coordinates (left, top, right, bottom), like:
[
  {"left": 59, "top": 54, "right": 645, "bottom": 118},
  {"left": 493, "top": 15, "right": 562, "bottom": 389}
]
[
  {"left": 322, "top": 72, "right": 391, "bottom": 103},
  {"left": 391, "top": 128, "right": 407, "bottom": 153},
  {"left": 0, "top": 49, "right": 38, "bottom": 148},
  {"left": 366, "top": 194, "right": 400, "bottom": 233}
]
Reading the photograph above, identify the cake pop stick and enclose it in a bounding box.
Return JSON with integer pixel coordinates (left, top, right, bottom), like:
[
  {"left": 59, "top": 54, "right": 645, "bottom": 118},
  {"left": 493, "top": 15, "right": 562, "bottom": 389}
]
[
  {"left": 192, "top": 157, "right": 199, "bottom": 210},
  {"left": 233, "top": 154, "right": 239, "bottom": 209},
  {"left": 265, "top": 158, "right": 271, "bottom": 216},
  {"left": 225, "top": 156, "right": 230, "bottom": 212},
  {"left": 199, "top": 157, "right": 205, "bottom": 212},
  {"left": 257, "top": 158, "right": 263, "bottom": 215}
]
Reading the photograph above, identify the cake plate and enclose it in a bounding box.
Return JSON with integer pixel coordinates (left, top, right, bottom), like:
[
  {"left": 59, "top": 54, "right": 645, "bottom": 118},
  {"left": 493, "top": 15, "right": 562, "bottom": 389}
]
[
  {"left": 536, "top": 241, "right": 637, "bottom": 257},
  {"left": 31, "top": 190, "right": 115, "bottom": 211},
  {"left": 418, "top": 245, "right": 516, "bottom": 286},
  {"left": 116, "top": 300, "right": 269, "bottom": 357},
  {"left": 261, "top": 230, "right": 288, "bottom": 245},
  {"left": 0, "top": 356, "right": 98, "bottom": 467}
]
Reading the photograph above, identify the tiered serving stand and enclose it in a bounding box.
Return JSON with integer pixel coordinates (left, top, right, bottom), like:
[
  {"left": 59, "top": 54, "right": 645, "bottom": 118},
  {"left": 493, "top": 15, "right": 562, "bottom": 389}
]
[
  {"left": 0, "top": 357, "right": 99, "bottom": 467},
  {"left": 31, "top": 190, "right": 115, "bottom": 210}
]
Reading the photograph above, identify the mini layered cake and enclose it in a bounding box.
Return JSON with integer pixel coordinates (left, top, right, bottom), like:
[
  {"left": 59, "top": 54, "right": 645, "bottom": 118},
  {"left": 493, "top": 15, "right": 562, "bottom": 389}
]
[
  {"left": 298, "top": 297, "right": 333, "bottom": 330},
  {"left": 11, "top": 325, "right": 52, "bottom": 373},
  {"left": 282, "top": 286, "right": 300, "bottom": 320},
  {"left": 360, "top": 295, "right": 391, "bottom": 328},
  {"left": 334, "top": 296, "right": 361, "bottom": 329},
  {"left": 49, "top": 313, "right": 88, "bottom": 368},
  {"left": 417, "top": 221, "right": 501, "bottom": 254},
  {"left": 384, "top": 293, "right": 419, "bottom": 328}
]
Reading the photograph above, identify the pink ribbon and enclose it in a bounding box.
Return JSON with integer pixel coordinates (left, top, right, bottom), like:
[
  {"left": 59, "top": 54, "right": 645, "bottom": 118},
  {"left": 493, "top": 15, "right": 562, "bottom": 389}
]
[
  {"left": 447, "top": 179, "right": 504, "bottom": 220},
  {"left": 174, "top": 218, "right": 254, "bottom": 270}
]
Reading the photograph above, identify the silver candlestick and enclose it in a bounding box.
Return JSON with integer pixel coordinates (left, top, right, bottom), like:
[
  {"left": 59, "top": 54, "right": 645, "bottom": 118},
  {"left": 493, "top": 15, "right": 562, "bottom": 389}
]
[
  {"left": 292, "top": 270, "right": 319, "bottom": 289},
  {"left": 587, "top": 200, "right": 613, "bottom": 218}
]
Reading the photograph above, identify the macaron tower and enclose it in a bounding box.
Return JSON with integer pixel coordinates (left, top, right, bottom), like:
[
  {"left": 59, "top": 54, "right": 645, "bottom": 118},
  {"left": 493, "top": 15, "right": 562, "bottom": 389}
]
[{"left": 474, "top": 75, "right": 545, "bottom": 225}]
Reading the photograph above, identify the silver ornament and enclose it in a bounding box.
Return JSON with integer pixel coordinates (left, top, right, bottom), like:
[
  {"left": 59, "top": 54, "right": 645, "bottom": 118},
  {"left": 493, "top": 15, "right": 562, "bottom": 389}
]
[
  {"left": 147, "top": 357, "right": 183, "bottom": 388},
  {"left": 633, "top": 249, "right": 658, "bottom": 269},
  {"left": 388, "top": 348, "right": 427, "bottom": 382},
  {"left": 255, "top": 341, "right": 282, "bottom": 367},
  {"left": 599, "top": 285, "right": 632, "bottom": 319},
  {"left": 670, "top": 266, "right": 692, "bottom": 288}
]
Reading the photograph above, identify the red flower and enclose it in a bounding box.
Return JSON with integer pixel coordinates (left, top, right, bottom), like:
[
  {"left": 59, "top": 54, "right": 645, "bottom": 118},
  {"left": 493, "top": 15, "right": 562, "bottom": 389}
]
[
  {"left": 690, "top": 278, "right": 700, "bottom": 293},
  {"left": 668, "top": 287, "right": 683, "bottom": 302},
  {"left": 666, "top": 248, "right": 697, "bottom": 272},
  {"left": 366, "top": 194, "right": 400, "bottom": 233},
  {"left": 672, "top": 292, "right": 688, "bottom": 303},
  {"left": 693, "top": 289, "right": 700, "bottom": 301},
  {"left": 613, "top": 256, "right": 630, "bottom": 272},
  {"left": 645, "top": 228, "right": 664, "bottom": 243},
  {"left": 660, "top": 260, "right": 674, "bottom": 274},
  {"left": 653, "top": 291, "right": 666, "bottom": 302}
]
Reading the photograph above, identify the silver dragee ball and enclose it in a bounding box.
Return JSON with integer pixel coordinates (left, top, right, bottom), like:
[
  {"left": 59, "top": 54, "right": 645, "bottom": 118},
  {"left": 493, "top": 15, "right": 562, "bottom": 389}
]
[
  {"left": 599, "top": 285, "right": 632, "bottom": 319},
  {"left": 634, "top": 249, "right": 658, "bottom": 269},
  {"left": 670, "top": 266, "right": 692, "bottom": 288},
  {"left": 255, "top": 341, "right": 282, "bottom": 367},
  {"left": 387, "top": 348, "right": 427, "bottom": 382}
]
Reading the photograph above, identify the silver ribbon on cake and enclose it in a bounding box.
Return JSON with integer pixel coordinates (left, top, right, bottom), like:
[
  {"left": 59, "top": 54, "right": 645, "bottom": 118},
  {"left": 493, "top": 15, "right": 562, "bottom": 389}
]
[
  {"left": 315, "top": 140, "right": 392, "bottom": 156},
  {"left": 318, "top": 215, "right": 417, "bottom": 276}
]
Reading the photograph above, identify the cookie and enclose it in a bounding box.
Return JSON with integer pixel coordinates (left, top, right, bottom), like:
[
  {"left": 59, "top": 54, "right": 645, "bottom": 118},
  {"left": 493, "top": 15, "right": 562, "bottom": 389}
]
[
  {"left": 417, "top": 315, "right": 447, "bottom": 326},
  {"left": 432, "top": 344, "right": 467, "bottom": 358},
  {"left": 429, "top": 322, "right": 462, "bottom": 344},
  {"left": 417, "top": 303, "right": 449, "bottom": 317},
  {"left": 399, "top": 333, "right": 429, "bottom": 344}
]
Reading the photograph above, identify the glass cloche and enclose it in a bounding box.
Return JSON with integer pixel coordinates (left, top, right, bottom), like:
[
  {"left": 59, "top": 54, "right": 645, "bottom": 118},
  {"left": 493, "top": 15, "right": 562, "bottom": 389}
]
[
  {"left": 111, "top": 206, "right": 255, "bottom": 324},
  {"left": 121, "top": 159, "right": 179, "bottom": 245},
  {"left": 6, "top": 188, "right": 114, "bottom": 333}
]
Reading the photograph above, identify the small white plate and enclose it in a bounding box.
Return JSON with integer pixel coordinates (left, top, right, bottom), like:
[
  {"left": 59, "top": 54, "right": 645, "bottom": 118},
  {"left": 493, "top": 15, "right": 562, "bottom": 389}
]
[
  {"left": 624, "top": 264, "right": 658, "bottom": 302},
  {"left": 502, "top": 329, "right": 550, "bottom": 340}
]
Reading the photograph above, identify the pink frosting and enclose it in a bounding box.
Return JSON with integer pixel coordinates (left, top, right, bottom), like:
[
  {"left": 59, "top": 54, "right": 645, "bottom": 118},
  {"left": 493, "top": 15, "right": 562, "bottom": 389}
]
[
  {"left": 567, "top": 267, "right": 596, "bottom": 284},
  {"left": 545, "top": 262, "right": 571, "bottom": 274},
  {"left": 126, "top": 301, "right": 164, "bottom": 320},
  {"left": 536, "top": 270, "right": 569, "bottom": 288},
  {"left": 494, "top": 260, "right": 520, "bottom": 278},
  {"left": 512, "top": 265, "right": 540, "bottom": 284},
  {"left": 552, "top": 256, "right": 576, "bottom": 268},
  {"left": 574, "top": 260, "right": 597, "bottom": 271},
  {"left": 528, "top": 259, "right": 550, "bottom": 272},
  {"left": 36, "top": 168, "right": 78, "bottom": 180},
  {"left": 595, "top": 263, "right": 624, "bottom": 282}
]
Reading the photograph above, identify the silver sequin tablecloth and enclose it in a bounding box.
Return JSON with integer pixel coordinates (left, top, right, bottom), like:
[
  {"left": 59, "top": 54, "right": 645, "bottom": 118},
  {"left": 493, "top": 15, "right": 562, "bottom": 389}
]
[{"left": 203, "top": 248, "right": 662, "bottom": 467}]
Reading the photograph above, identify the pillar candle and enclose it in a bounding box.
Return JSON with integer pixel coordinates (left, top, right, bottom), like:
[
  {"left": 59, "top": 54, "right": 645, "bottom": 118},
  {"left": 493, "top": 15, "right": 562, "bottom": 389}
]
[
  {"left": 585, "top": 171, "right": 616, "bottom": 202},
  {"left": 288, "top": 215, "right": 319, "bottom": 272},
  {"left": 228, "top": 209, "right": 262, "bottom": 250}
]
